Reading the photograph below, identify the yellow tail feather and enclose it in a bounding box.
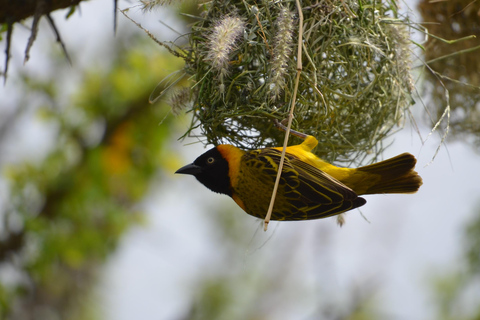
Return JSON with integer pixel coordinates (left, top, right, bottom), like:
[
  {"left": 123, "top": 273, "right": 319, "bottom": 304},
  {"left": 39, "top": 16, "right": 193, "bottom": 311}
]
[{"left": 355, "top": 153, "right": 423, "bottom": 195}]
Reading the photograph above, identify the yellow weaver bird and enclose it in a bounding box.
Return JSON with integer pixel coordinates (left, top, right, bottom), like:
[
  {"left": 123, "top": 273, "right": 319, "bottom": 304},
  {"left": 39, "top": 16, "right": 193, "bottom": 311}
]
[{"left": 176, "top": 126, "right": 422, "bottom": 221}]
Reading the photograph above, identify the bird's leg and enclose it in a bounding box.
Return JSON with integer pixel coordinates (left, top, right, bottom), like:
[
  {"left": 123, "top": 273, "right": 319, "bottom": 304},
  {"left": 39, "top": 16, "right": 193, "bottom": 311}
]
[
  {"left": 273, "top": 118, "right": 318, "bottom": 151},
  {"left": 273, "top": 118, "right": 308, "bottom": 140}
]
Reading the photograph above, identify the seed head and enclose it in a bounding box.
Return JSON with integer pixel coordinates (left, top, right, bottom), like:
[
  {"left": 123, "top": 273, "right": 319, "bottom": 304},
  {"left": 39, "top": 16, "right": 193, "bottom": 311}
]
[
  {"left": 205, "top": 15, "right": 245, "bottom": 76},
  {"left": 268, "top": 8, "right": 295, "bottom": 100}
]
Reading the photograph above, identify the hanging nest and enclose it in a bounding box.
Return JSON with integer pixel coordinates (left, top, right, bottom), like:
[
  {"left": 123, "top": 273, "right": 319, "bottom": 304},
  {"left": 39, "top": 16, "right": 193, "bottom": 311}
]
[
  {"left": 418, "top": 0, "right": 480, "bottom": 148},
  {"left": 171, "top": 0, "right": 414, "bottom": 164}
]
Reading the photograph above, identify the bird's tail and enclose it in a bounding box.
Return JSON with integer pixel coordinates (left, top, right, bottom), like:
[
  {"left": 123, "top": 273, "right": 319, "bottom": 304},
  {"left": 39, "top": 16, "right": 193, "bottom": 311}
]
[{"left": 356, "top": 153, "right": 423, "bottom": 195}]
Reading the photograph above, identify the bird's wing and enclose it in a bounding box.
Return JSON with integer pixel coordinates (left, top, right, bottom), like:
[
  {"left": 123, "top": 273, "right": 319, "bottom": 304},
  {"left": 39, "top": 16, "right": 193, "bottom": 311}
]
[{"left": 245, "top": 148, "right": 365, "bottom": 220}]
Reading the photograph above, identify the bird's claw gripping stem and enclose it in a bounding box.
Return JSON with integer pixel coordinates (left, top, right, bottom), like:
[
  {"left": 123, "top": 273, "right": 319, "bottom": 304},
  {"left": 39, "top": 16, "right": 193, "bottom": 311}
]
[{"left": 273, "top": 118, "right": 308, "bottom": 140}]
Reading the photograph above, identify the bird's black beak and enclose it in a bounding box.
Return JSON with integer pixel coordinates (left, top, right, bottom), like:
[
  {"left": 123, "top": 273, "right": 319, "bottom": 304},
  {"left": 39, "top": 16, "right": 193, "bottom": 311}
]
[{"left": 175, "top": 163, "right": 202, "bottom": 175}]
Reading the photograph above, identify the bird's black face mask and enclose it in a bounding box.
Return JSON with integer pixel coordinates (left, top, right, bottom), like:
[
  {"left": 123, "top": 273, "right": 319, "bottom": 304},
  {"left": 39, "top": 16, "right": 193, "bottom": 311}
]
[{"left": 175, "top": 147, "right": 232, "bottom": 196}]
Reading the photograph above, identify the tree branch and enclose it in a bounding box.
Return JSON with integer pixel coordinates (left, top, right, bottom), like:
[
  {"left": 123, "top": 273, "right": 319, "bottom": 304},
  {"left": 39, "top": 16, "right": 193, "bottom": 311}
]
[{"left": 0, "top": 0, "right": 83, "bottom": 24}]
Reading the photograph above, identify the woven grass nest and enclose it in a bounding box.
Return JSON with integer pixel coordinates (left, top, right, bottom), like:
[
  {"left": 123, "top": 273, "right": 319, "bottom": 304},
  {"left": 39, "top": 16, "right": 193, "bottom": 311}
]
[{"left": 169, "top": 0, "right": 414, "bottom": 164}]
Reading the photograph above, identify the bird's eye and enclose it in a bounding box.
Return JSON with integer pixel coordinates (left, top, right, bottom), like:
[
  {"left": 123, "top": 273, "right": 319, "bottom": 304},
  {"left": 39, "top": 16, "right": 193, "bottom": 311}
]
[{"left": 207, "top": 157, "right": 215, "bottom": 164}]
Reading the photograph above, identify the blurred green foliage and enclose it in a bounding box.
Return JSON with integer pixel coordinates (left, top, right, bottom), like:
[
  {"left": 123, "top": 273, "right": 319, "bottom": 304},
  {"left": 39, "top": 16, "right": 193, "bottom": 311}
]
[
  {"left": 430, "top": 206, "right": 480, "bottom": 320},
  {"left": 0, "top": 38, "right": 184, "bottom": 319},
  {"left": 465, "top": 207, "right": 480, "bottom": 276}
]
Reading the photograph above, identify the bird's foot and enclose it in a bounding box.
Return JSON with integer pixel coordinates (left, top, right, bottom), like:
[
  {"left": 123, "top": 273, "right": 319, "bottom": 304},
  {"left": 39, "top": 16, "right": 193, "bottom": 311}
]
[{"left": 273, "top": 118, "right": 308, "bottom": 140}]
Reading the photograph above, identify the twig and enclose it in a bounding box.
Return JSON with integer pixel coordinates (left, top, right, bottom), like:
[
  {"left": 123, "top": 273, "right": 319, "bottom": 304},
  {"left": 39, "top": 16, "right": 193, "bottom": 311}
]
[
  {"left": 114, "top": 0, "right": 118, "bottom": 35},
  {"left": 424, "top": 44, "right": 480, "bottom": 66},
  {"left": 3, "top": 21, "right": 13, "bottom": 85},
  {"left": 46, "top": 14, "right": 72, "bottom": 66},
  {"left": 25, "top": 0, "right": 45, "bottom": 64},
  {"left": 340, "top": 0, "right": 357, "bottom": 18},
  {"left": 254, "top": 12, "right": 272, "bottom": 56},
  {"left": 417, "top": 56, "right": 451, "bottom": 165},
  {"left": 264, "top": 0, "right": 303, "bottom": 231},
  {"left": 120, "top": 9, "right": 185, "bottom": 59}
]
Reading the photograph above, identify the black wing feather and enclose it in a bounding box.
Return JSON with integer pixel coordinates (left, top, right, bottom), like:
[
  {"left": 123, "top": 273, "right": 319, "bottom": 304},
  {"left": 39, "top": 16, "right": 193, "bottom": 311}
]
[{"left": 244, "top": 148, "right": 365, "bottom": 221}]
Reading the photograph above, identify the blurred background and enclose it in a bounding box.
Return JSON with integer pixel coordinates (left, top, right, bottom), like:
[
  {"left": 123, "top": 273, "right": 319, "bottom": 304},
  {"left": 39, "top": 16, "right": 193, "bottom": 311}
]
[{"left": 1, "top": 1, "right": 480, "bottom": 320}]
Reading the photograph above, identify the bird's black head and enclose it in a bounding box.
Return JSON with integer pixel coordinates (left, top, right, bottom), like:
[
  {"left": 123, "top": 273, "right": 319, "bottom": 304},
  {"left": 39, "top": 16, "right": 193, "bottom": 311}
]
[{"left": 175, "top": 147, "right": 232, "bottom": 196}]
